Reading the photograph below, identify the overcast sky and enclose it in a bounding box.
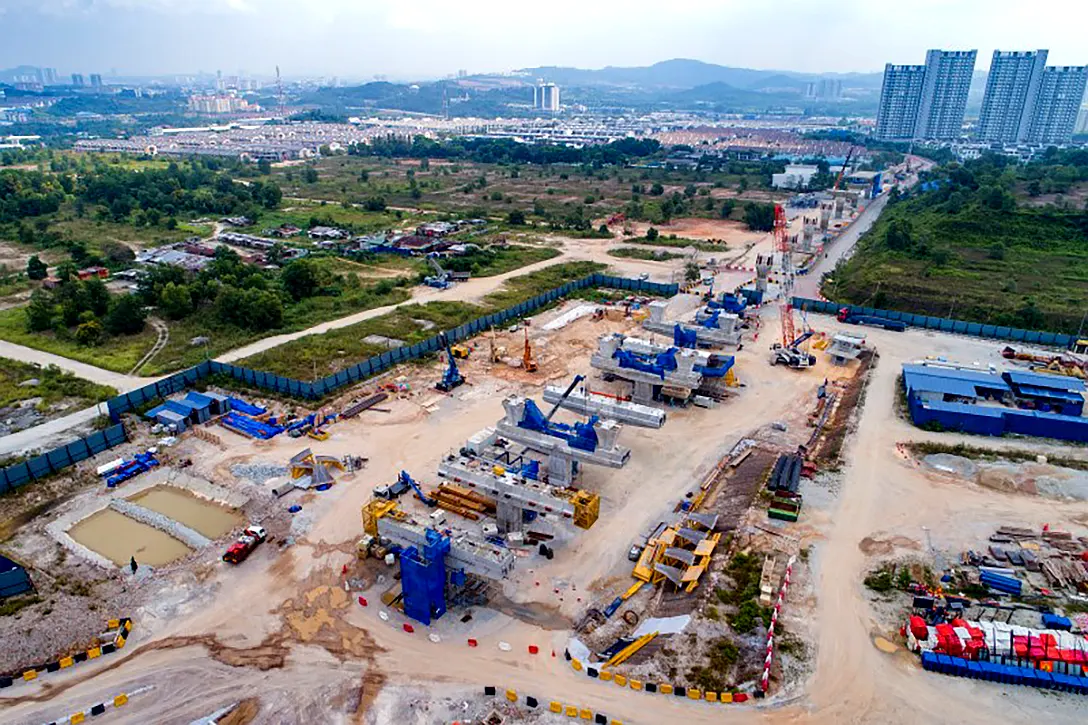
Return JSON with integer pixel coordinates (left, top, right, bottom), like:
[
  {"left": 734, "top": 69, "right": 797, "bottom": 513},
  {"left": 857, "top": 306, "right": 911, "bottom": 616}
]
[{"left": 1, "top": 0, "right": 1086, "bottom": 80}]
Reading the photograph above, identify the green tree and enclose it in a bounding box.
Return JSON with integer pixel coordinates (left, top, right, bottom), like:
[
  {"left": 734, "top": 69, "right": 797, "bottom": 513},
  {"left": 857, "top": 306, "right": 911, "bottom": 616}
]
[
  {"left": 743, "top": 202, "right": 775, "bottom": 232},
  {"left": 75, "top": 319, "right": 104, "bottom": 346},
  {"left": 507, "top": 209, "right": 526, "bottom": 226},
  {"left": 646, "top": 226, "right": 659, "bottom": 241},
  {"left": 684, "top": 183, "right": 697, "bottom": 198},
  {"left": 260, "top": 182, "right": 282, "bottom": 209},
  {"left": 720, "top": 199, "right": 736, "bottom": 219},
  {"left": 280, "top": 259, "right": 319, "bottom": 301},
  {"left": 649, "top": 183, "right": 665, "bottom": 196},
  {"left": 738, "top": 177, "right": 749, "bottom": 193},
  {"left": 160, "top": 282, "right": 193, "bottom": 320},
  {"left": 884, "top": 218, "right": 914, "bottom": 251},
  {"left": 55, "top": 261, "right": 78, "bottom": 283},
  {"left": 302, "top": 167, "right": 319, "bottom": 183},
  {"left": 105, "top": 294, "right": 146, "bottom": 335},
  {"left": 25, "top": 289, "right": 54, "bottom": 332},
  {"left": 83, "top": 278, "right": 111, "bottom": 317},
  {"left": 257, "top": 158, "right": 272, "bottom": 175},
  {"left": 267, "top": 242, "right": 288, "bottom": 266},
  {"left": 26, "top": 255, "right": 48, "bottom": 280}
]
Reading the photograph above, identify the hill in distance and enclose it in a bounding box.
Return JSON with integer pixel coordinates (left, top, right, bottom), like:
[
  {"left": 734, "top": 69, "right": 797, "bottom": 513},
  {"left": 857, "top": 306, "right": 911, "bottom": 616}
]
[{"left": 510, "top": 58, "right": 884, "bottom": 91}]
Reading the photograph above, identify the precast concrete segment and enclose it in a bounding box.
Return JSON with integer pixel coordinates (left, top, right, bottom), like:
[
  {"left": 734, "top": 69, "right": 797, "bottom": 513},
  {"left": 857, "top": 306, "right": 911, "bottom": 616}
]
[
  {"left": 542, "top": 386, "right": 666, "bottom": 428},
  {"left": 642, "top": 319, "right": 742, "bottom": 348},
  {"left": 494, "top": 399, "right": 631, "bottom": 468},
  {"left": 376, "top": 516, "right": 515, "bottom": 580},
  {"left": 437, "top": 457, "right": 577, "bottom": 518},
  {"left": 644, "top": 299, "right": 743, "bottom": 347}
]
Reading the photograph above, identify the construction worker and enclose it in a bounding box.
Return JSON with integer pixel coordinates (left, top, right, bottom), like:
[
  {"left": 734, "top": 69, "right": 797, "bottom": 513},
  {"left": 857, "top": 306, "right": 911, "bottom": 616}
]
[{"left": 130, "top": 556, "right": 138, "bottom": 574}]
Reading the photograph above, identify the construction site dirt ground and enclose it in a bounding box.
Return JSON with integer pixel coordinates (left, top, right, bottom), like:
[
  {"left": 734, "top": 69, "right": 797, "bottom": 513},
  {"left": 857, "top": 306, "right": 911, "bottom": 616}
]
[{"left": 5, "top": 292, "right": 1088, "bottom": 723}]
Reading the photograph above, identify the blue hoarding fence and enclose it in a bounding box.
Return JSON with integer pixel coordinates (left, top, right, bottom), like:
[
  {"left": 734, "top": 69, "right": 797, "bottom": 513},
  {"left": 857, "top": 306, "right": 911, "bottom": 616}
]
[
  {"left": 5, "top": 275, "right": 674, "bottom": 490},
  {"left": 0, "top": 423, "right": 127, "bottom": 494},
  {"left": 792, "top": 297, "right": 1076, "bottom": 349},
  {"left": 105, "top": 274, "right": 679, "bottom": 420}
]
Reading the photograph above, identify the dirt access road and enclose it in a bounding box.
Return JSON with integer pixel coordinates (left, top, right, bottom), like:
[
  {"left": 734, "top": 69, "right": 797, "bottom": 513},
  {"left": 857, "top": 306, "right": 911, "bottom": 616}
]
[{"left": 7, "top": 308, "right": 1088, "bottom": 725}]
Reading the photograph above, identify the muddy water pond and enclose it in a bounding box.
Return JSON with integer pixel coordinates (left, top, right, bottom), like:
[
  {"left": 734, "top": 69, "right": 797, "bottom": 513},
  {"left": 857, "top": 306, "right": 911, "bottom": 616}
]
[
  {"left": 69, "top": 509, "right": 191, "bottom": 567},
  {"left": 129, "top": 485, "right": 241, "bottom": 539}
]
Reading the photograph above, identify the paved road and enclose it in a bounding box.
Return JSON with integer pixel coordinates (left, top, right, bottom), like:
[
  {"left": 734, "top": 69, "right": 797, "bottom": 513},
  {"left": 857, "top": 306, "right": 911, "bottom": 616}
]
[
  {"left": 0, "top": 403, "right": 109, "bottom": 458},
  {"left": 0, "top": 340, "right": 153, "bottom": 391},
  {"left": 0, "top": 341, "right": 154, "bottom": 457},
  {"left": 793, "top": 193, "right": 888, "bottom": 300}
]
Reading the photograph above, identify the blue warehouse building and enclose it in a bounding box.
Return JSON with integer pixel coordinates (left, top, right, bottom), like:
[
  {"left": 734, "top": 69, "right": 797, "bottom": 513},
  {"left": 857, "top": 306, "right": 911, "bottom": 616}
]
[
  {"left": 145, "top": 391, "right": 231, "bottom": 432},
  {"left": 904, "top": 363, "right": 1088, "bottom": 441}
]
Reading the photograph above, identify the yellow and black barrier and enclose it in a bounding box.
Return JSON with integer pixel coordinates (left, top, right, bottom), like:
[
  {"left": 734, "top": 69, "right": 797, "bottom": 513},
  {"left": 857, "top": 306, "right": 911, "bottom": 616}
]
[
  {"left": 484, "top": 685, "right": 623, "bottom": 725},
  {"left": 566, "top": 653, "right": 753, "bottom": 706},
  {"left": 0, "top": 618, "right": 132, "bottom": 689},
  {"left": 36, "top": 691, "right": 132, "bottom": 725}
]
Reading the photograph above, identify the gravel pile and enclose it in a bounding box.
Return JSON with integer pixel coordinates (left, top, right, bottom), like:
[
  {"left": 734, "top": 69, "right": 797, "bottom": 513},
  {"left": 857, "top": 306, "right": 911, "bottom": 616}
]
[{"left": 231, "top": 463, "right": 288, "bottom": 484}]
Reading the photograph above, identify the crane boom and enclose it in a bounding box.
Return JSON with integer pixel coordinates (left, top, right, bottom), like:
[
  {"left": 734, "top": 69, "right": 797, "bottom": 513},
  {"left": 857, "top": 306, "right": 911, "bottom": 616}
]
[{"left": 833, "top": 146, "right": 856, "bottom": 192}]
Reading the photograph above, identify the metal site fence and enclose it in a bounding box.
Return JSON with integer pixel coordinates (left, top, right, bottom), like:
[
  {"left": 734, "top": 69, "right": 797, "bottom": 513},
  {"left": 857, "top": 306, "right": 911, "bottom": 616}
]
[
  {"left": 0, "top": 423, "right": 127, "bottom": 494},
  {"left": 792, "top": 297, "right": 1077, "bottom": 348}
]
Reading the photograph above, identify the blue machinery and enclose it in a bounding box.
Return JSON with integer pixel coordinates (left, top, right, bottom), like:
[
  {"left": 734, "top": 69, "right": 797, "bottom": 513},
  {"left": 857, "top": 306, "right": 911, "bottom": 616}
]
[
  {"left": 399, "top": 470, "right": 437, "bottom": 507},
  {"left": 400, "top": 529, "right": 455, "bottom": 625},
  {"left": 436, "top": 332, "right": 465, "bottom": 392},
  {"left": 516, "top": 399, "right": 600, "bottom": 453},
  {"left": 706, "top": 292, "right": 747, "bottom": 316},
  {"left": 614, "top": 346, "right": 679, "bottom": 380}
]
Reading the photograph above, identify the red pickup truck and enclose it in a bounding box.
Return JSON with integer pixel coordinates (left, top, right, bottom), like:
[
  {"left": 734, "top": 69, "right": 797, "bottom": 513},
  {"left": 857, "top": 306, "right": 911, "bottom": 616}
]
[{"left": 223, "top": 525, "right": 267, "bottom": 564}]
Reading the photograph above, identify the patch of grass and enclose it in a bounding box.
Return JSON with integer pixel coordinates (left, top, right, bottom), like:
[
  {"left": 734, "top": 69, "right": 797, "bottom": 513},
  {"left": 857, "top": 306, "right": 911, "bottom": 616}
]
[
  {"left": 440, "top": 245, "right": 561, "bottom": 277},
  {"left": 608, "top": 247, "right": 685, "bottom": 262},
  {"left": 864, "top": 569, "right": 894, "bottom": 592},
  {"left": 0, "top": 357, "right": 116, "bottom": 410},
  {"left": 0, "top": 306, "right": 158, "bottom": 373},
  {"left": 624, "top": 235, "right": 727, "bottom": 252},
  {"left": 238, "top": 261, "right": 605, "bottom": 378},
  {"left": 257, "top": 203, "right": 422, "bottom": 235},
  {"left": 825, "top": 180, "right": 1088, "bottom": 333},
  {"left": 904, "top": 441, "right": 1088, "bottom": 471},
  {"left": 144, "top": 281, "right": 414, "bottom": 375},
  {"left": 0, "top": 594, "right": 40, "bottom": 617}
]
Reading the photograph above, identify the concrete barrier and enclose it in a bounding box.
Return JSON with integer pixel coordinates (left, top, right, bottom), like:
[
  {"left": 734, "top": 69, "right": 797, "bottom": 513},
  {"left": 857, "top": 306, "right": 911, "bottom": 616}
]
[{"left": 108, "top": 499, "right": 210, "bottom": 549}]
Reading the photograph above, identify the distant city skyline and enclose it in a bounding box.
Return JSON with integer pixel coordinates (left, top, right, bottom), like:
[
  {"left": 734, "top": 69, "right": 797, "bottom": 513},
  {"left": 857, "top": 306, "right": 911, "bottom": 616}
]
[{"left": 0, "top": 0, "right": 1086, "bottom": 80}]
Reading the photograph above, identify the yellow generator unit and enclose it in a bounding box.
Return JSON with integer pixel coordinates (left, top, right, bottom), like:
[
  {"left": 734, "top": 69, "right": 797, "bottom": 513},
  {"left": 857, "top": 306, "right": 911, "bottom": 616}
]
[
  {"left": 570, "top": 490, "right": 600, "bottom": 530},
  {"left": 362, "top": 499, "right": 399, "bottom": 537}
]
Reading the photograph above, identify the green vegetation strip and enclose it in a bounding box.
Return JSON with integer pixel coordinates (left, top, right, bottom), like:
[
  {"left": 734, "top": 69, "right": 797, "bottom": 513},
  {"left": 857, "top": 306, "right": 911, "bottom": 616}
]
[
  {"left": 238, "top": 261, "right": 605, "bottom": 379},
  {"left": 0, "top": 357, "right": 116, "bottom": 410},
  {"left": 624, "top": 235, "right": 728, "bottom": 252},
  {"left": 0, "top": 308, "right": 159, "bottom": 374},
  {"left": 607, "top": 247, "right": 686, "bottom": 261},
  {"left": 826, "top": 150, "right": 1088, "bottom": 333},
  {"left": 904, "top": 441, "right": 1088, "bottom": 472}
]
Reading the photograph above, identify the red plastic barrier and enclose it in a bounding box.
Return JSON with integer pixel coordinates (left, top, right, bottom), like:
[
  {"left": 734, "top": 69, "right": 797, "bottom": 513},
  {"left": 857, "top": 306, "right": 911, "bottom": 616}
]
[
  {"left": 467, "top": 638, "right": 478, "bottom": 647},
  {"left": 528, "top": 645, "right": 539, "bottom": 655},
  {"left": 403, "top": 623, "right": 414, "bottom": 633},
  {"left": 733, "top": 693, "right": 749, "bottom": 703},
  {"left": 358, "top": 596, "right": 368, "bottom": 607}
]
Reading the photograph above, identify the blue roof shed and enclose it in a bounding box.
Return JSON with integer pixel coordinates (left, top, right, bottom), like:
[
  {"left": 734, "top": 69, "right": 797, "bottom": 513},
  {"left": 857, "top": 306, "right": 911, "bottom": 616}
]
[
  {"left": 0, "top": 555, "right": 33, "bottom": 598},
  {"left": 902, "top": 364, "right": 1010, "bottom": 400}
]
